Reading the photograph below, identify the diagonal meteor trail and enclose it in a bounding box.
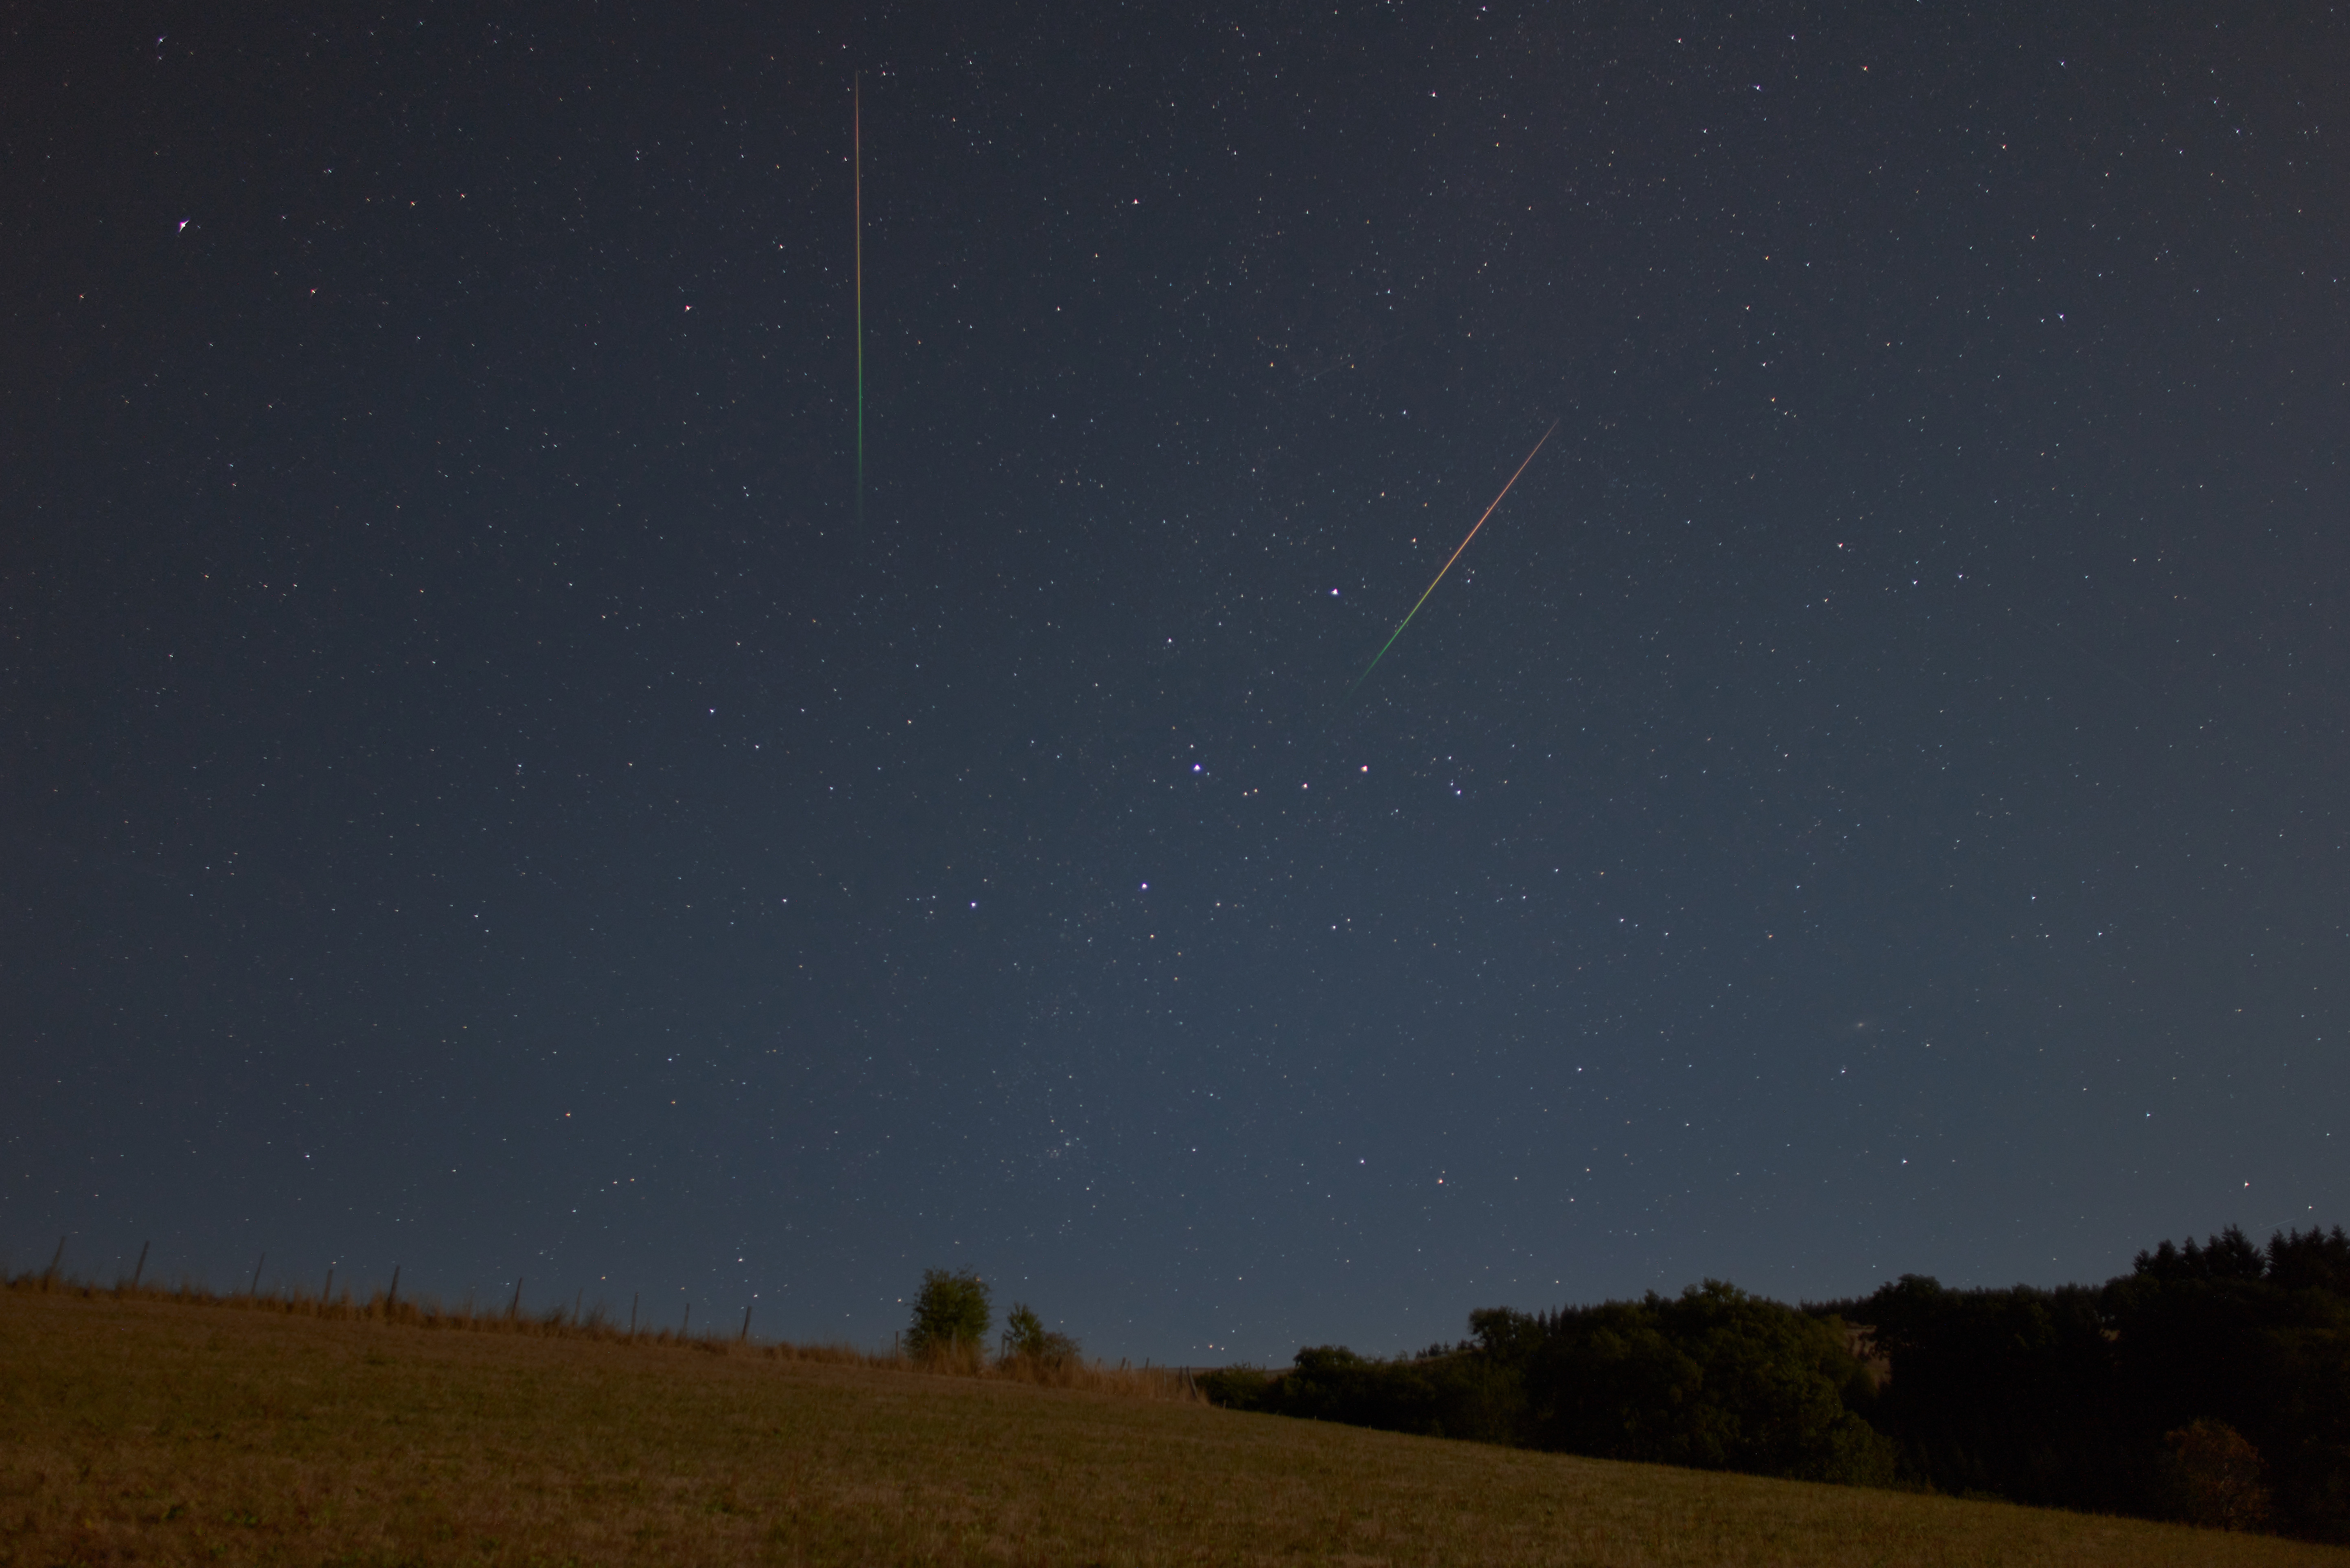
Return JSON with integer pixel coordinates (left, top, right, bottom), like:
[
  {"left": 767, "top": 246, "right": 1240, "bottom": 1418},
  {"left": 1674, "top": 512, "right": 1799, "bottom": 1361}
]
[
  {"left": 853, "top": 76, "right": 865, "bottom": 525},
  {"left": 1348, "top": 419, "right": 1561, "bottom": 696}
]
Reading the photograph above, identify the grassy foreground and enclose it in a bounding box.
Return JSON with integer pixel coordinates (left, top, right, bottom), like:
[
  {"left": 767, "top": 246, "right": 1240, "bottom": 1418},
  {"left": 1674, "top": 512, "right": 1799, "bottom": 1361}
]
[{"left": 4, "top": 1288, "right": 2343, "bottom": 1566}]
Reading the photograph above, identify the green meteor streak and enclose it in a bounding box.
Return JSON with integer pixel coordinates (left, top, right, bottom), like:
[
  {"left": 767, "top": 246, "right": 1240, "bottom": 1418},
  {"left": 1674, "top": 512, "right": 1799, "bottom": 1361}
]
[
  {"left": 853, "top": 76, "right": 864, "bottom": 525},
  {"left": 1349, "top": 420, "right": 1560, "bottom": 696}
]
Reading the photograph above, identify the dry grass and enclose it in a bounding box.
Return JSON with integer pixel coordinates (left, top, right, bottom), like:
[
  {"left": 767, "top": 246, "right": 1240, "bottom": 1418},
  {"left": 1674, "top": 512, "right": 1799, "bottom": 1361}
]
[
  {"left": 4, "top": 1283, "right": 2345, "bottom": 1566},
  {"left": 0, "top": 1274, "right": 1201, "bottom": 1404}
]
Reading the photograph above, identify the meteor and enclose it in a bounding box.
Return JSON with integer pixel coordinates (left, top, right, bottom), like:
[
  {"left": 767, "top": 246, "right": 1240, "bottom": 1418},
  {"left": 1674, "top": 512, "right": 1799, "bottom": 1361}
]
[
  {"left": 1348, "top": 419, "right": 1560, "bottom": 696},
  {"left": 853, "top": 76, "right": 865, "bottom": 525}
]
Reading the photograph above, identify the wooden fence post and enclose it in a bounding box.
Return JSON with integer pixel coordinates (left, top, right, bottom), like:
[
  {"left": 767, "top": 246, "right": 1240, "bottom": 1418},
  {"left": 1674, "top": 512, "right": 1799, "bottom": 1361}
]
[
  {"left": 129, "top": 1240, "right": 150, "bottom": 1291},
  {"left": 44, "top": 1235, "right": 66, "bottom": 1288},
  {"left": 740, "top": 1304, "right": 752, "bottom": 1342},
  {"left": 386, "top": 1264, "right": 401, "bottom": 1310},
  {"left": 509, "top": 1277, "right": 524, "bottom": 1319},
  {"left": 682, "top": 1301, "right": 691, "bottom": 1338},
  {"left": 250, "top": 1253, "right": 267, "bottom": 1296}
]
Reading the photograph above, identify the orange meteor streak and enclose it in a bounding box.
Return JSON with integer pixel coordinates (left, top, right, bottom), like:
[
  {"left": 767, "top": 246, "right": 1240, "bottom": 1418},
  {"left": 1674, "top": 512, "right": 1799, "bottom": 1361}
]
[{"left": 1349, "top": 419, "right": 1561, "bottom": 694}]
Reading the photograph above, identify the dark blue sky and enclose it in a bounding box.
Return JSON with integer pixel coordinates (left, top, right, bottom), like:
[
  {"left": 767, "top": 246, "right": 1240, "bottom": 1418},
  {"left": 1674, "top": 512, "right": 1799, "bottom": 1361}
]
[{"left": 6, "top": 4, "right": 2344, "bottom": 1361}]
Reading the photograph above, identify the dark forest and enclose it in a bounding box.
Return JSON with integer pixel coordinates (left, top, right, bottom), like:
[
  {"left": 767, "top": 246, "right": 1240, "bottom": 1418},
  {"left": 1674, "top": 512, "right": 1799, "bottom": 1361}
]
[{"left": 1202, "top": 1226, "right": 2350, "bottom": 1539}]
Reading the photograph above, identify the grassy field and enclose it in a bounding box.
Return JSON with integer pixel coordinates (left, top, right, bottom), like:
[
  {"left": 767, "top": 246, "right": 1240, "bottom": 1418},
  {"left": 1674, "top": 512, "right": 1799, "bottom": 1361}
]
[{"left": 4, "top": 1284, "right": 2343, "bottom": 1566}]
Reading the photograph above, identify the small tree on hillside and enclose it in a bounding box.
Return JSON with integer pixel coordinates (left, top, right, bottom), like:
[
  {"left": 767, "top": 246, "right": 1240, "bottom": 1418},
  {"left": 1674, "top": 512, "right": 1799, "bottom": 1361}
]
[{"left": 907, "top": 1268, "right": 991, "bottom": 1354}]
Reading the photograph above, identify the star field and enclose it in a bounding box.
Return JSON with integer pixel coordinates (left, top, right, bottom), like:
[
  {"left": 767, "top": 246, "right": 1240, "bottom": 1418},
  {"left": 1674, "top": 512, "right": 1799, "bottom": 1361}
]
[{"left": 3, "top": 5, "right": 2346, "bottom": 1361}]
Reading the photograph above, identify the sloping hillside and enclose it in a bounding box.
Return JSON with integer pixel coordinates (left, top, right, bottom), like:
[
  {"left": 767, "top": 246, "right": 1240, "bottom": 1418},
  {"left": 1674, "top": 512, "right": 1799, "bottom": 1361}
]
[{"left": 3, "top": 1288, "right": 2341, "bottom": 1566}]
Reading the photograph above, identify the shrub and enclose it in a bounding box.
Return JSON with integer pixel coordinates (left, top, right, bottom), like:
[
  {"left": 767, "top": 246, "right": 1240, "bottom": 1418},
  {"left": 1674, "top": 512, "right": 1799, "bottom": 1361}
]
[
  {"left": 2164, "top": 1420, "right": 2271, "bottom": 1532},
  {"left": 1197, "top": 1365, "right": 1274, "bottom": 1407},
  {"left": 1003, "top": 1302, "right": 1079, "bottom": 1366},
  {"left": 1205, "top": 1345, "right": 1524, "bottom": 1445},
  {"left": 906, "top": 1268, "right": 991, "bottom": 1355}
]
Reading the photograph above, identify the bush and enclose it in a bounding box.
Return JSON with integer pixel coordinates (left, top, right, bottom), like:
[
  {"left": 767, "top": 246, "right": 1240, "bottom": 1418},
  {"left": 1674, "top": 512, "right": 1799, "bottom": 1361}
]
[
  {"left": 1203, "top": 1344, "right": 1523, "bottom": 1445},
  {"left": 2164, "top": 1420, "right": 2271, "bottom": 1531},
  {"left": 906, "top": 1268, "right": 991, "bottom": 1355},
  {"left": 1197, "top": 1365, "right": 1274, "bottom": 1407},
  {"left": 1003, "top": 1302, "right": 1080, "bottom": 1366}
]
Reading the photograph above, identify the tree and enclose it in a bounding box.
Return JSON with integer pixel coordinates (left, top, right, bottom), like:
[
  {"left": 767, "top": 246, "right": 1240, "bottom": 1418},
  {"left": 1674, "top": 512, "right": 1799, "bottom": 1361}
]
[
  {"left": 1859, "top": 1274, "right": 2124, "bottom": 1507},
  {"left": 907, "top": 1268, "right": 991, "bottom": 1354},
  {"left": 1516, "top": 1281, "right": 1894, "bottom": 1483}
]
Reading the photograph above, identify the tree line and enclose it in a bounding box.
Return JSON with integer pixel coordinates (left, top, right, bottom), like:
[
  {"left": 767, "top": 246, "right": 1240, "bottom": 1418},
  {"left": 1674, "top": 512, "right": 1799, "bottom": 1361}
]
[{"left": 1197, "top": 1225, "right": 2350, "bottom": 1540}]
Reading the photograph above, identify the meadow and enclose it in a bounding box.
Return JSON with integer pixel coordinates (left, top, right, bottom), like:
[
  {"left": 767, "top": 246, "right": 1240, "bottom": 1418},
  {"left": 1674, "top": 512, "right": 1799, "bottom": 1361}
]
[{"left": 4, "top": 1279, "right": 2343, "bottom": 1566}]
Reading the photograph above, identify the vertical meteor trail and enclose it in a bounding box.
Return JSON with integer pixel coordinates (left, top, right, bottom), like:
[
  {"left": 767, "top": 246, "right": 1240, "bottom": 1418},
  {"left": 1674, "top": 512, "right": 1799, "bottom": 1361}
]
[
  {"left": 1348, "top": 420, "right": 1561, "bottom": 698},
  {"left": 853, "top": 76, "right": 864, "bottom": 525}
]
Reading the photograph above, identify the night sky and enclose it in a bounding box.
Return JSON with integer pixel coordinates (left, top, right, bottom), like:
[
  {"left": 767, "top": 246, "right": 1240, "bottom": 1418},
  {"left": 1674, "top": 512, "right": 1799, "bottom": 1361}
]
[{"left": 7, "top": 6, "right": 2346, "bottom": 1363}]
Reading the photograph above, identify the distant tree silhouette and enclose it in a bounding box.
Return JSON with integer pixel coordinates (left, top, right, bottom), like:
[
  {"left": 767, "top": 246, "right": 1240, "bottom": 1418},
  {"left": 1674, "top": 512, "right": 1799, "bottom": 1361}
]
[
  {"left": 1212, "top": 1283, "right": 1890, "bottom": 1483},
  {"left": 1504, "top": 1281, "right": 1894, "bottom": 1484},
  {"left": 2263, "top": 1225, "right": 2350, "bottom": 1295},
  {"left": 2100, "top": 1225, "right": 2350, "bottom": 1540},
  {"left": 906, "top": 1268, "right": 991, "bottom": 1354},
  {"left": 1845, "top": 1225, "right": 2350, "bottom": 1539},
  {"left": 1200, "top": 1221, "right": 2350, "bottom": 1537},
  {"left": 1856, "top": 1274, "right": 2125, "bottom": 1509}
]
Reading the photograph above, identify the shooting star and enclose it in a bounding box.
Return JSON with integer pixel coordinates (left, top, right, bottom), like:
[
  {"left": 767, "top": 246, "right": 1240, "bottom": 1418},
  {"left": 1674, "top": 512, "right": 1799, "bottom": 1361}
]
[
  {"left": 853, "top": 75, "right": 865, "bottom": 525},
  {"left": 1348, "top": 419, "right": 1560, "bottom": 696}
]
